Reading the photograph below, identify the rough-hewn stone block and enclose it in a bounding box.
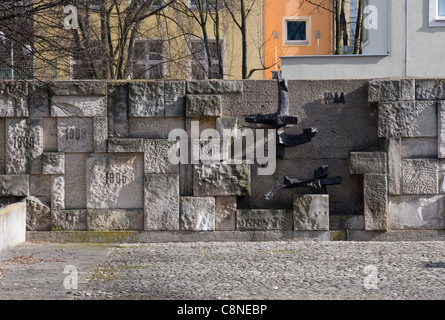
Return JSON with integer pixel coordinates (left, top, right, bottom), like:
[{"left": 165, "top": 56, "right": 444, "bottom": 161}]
[
  {"left": 186, "top": 95, "right": 222, "bottom": 117},
  {"left": 415, "top": 79, "right": 445, "bottom": 100},
  {"left": 51, "top": 175, "right": 65, "bottom": 210},
  {"left": 129, "top": 82, "right": 164, "bottom": 117},
  {"left": 144, "top": 139, "right": 178, "bottom": 174},
  {"left": 215, "top": 196, "right": 237, "bottom": 231},
  {"left": 25, "top": 196, "right": 51, "bottom": 231},
  {"left": 368, "top": 79, "right": 415, "bottom": 102},
  {"left": 86, "top": 153, "right": 144, "bottom": 209},
  {"left": 438, "top": 101, "right": 445, "bottom": 159},
  {"left": 193, "top": 163, "right": 251, "bottom": 196},
  {"left": 402, "top": 159, "right": 438, "bottom": 195},
  {"left": 349, "top": 152, "right": 387, "bottom": 175},
  {"left": 164, "top": 81, "right": 186, "bottom": 116},
  {"left": 87, "top": 209, "right": 143, "bottom": 231},
  {"left": 378, "top": 101, "right": 437, "bottom": 138},
  {"left": 108, "top": 138, "right": 144, "bottom": 153},
  {"left": 49, "top": 81, "right": 107, "bottom": 96},
  {"left": 129, "top": 118, "right": 185, "bottom": 139},
  {"left": 0, "top": 81, "right": 28, "bottom": 117},
  {"left": 65, "top": 153, "right": 86, "bottom": 209},
  {"left": 187, "top": 80, "right": 243, "bottom": 94},
  {"left": 179, "top": 197, "right": 215, "bottom": 231},
  {"left": 108, "top": 83, "right": 130, "bottom": 137},
  {"left": 57, "top": 118, "right": 94, "bottom": 153},
  {"left": 144, "top": 174, "right": 179, "bottom": 231},
  {"left": 94, "top": 117, "right": 108, "bottom": 153},
  {"left": 389, "top": 195, "right": 445, "bottom": 230},
  {"left": 51, "top": 96, "right": 107, "bottom": 117},
  {"left": 51, "top": 209, "right": 87, "bottom": 231},
  {"left": 364, "top": 174, "right": 388, "bottom": 231},
  {"left": 0, "top": 174, "right": 29, "bottom": 196},
  {"left": 386, "top": 138, "right": 402, "bottom": 196},
  {"left": 42, "top": 152, "right": 65, "bottom": 175},
  {"left": 0, "top": 119, "right": 5, "bottom": 174},
  {"left": 236, "top": 209, "right": 293, "bottom": 231},
  {"left": 293, "top": 194, "right": 329, "bottom": 231}
]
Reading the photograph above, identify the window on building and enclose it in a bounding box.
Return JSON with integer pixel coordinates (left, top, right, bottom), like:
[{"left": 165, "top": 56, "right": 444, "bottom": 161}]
[
  {"left": 71, "top": 39, "right": 106, "bottom": 79},
  {"left": 132, "top": 40, "right": 164, "bottom": 79},
  {"left": 190, "top": 0, "right": 217, "bottom": 10},
  {"left": 438, "top": 0, "right": 445, "bottom": 18},
  {"left": 284, "top": 17, "right": 310, "bottom": 45},
  {"left": 430, "top": 0, "right": 445, "bottom": 26},
  {"left": 150, "top": 0, "right": 163, "bottom": 9},
  {"left": 190, "top": 40, "right": 222, "bottom": 80}
]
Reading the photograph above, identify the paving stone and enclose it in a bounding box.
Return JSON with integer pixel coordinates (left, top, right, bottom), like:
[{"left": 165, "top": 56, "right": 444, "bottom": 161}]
[
  {"left": 94, "top": 117, "right": 108, "bottom": 153},
  {"left": 57, "top": 118, "right": 94, "bottom": 153},
  {"left": 364, "top": 174, "right": 388, "bottom": 231},
  {"left": 87, "top": 209, "right": 143, "bottom": 231},
  {"left": 186, "top": 80, "right": 243, "bottom": 94},
  {"left": 236, "top": 209, "right": 293, "bottom": 231},
  {"left": 144, "top": 174, "right": 179, "bottom": 231},
  {"left": 86, "top": 153, "right": 144, "bottom": 209},
  {"left": 42, "top": 152, "right": 65, "bottom": 175},
  {"left": 293, "top": 194, "right": 329, "bottom": 231},
  {"left": 164, "top": 81, "right": 186, "bottom": 116},
  {"left": 193, "top": 163, "right": 251, "bottom": 196},
  {"left": 386, "top": 138, "right": 402, "bottom": 196},
  {"left": 108, "top": 83, "right": 130, "bottom": 138},
  {"left": 51, "top": 96, "right": 107, "bottom": 117},
  {"left": 65, "top": 153, "right": 87, "bottom": 210},
  {"left": 378, "top": 101, "right": 437, "bottom": 138},
  {"left": 349, "top": 152, "right": 387, "bottom": 175},
  {"left": 415, "top": 79, "right": 445, "bottom": 100},
  {"left": 51, "top": 175, "right": 65, "bottom": 210},
  {"left": 108, "top": 138, "right": 144, "bottom": 153},
  {"left": 143, "top": 139, "right": 178, "bottom": 174},
  {"left": 179, "top": 197, "right": 215, "bottom": 231},
  {"left": 51, "top": 209, "right": 87, "bottom": 231},
  {"left": 25, "top": 196, "right": 51, "bottom": 231},
  {"left": 6, "top": 118, "right": 43, "bottom": 174},
  {"left": 0, "top": 81, "right": 28, "bottom": 117},
  {"left": 186, "top": 95, "right": 222, "bottom": 117},
  {"left": 49, "top": 81, "right": 107, "bottom": 96},
  {"left": 388, "top": 195, "right": 445, "bottom": 230},
  {"left": 402, "top": 159, "right": 438, "bottom": 195},
  {"left": 215, "top": 196, "right": 237, "bottom": 231},
  {"left": 0, "top": 174, "right": 29, "bottom": 196},
  {"left": 129, "top": 82, "right": 164, "bottom": 117}
]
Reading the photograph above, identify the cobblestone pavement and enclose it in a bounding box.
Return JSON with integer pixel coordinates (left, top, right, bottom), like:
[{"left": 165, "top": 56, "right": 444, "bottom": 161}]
[{"left": 1, "top": 241, "right": 445, "bottom": 300}]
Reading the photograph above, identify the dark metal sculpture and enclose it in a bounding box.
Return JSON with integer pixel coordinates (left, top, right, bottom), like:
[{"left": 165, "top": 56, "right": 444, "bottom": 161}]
[
  {"left": 264, "top": 165, "right": 342, "bottom": 200},
  {"left": 245, "top": 72, "right": 317, "bottom": 159}
]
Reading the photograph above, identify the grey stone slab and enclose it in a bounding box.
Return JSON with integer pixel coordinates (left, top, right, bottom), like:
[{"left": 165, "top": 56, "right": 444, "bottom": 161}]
[
  {"left": 368, "top": 80, "right": 400, "bottom": 102},
  {"left": 129, "top": 82, "right": 165, "bottom": 117},
  {"left": 402, "top": 159, "right": 438, "bottom": 195},
  {"left": 28, "top": 83, "right": 50, "bottom": 117},
  {"left": 179, "top": 197, "right": 215, "bottom": 231},
  {"left": 386, "top": 138, "right": 402, "bottom": 196},
  {"left": 0, "top": 174, "right": 29, "bottom": 196},
  {"left": 51, "top": 96, "right": 107, "bottom": 117},
  {"left": 51, "top": 175, "right": 65, "bottom": 210},
  {"left": 439, "top": 101, "right": 445, "bottom": 159},
  {"left": 215, "top": 196, "right": 237, "bottom": 231},
  {"left": 86, "top": 153, "right": 144, "bottom": 209},
  {"left": 0, "top": 119, "right": 5, "bottom": 174},
  {"left": 94, "top": 117, "right": 108, "bottom": 153},
  {"left": 6, "top": 118, "right": 43, "bottom": 174},
  {"left": 42, "top": 152, "right": 65, "bottom": 175},
  {"left": 87, "top": 209, "right": 144, "bottom": 231},
  {"left": 415, "top": 79, "right": 445, "bottom": 100},
  {"left": 108, "top": 138, "right": 144, "bottom": 153},
  {"left": 144, "top": 174, "right": 179, "bottom": 231},
  {"left": 49, "top": 81, "right": 107, "bottom": 96},
  {"left": 144, "top": 139, "right": 178, "bottom": 174},
  {"left": 402, "top": 138, "right": 438, "bottom": 159},
  {"left": 0, "top": 81, "right": 28, "bottom": 117},
  {"left": 364, "top": 174, "right": 388, "bottom": 231},
  {"left": 57, "top": 118, "right": 94, "bottom": 153},
  {"left": 25, "top": 196, "right": 51, "bottom": 231},
  {"left": 129, "top": 118, "right": 185, "bottom": 139},
  {"left": 329, "top": 215, "right": 364, "bottom": 230},
  {"left": 193, "top": 163, "right": 251, "bottom": 196},
  {"left": 186, "top": 94, "right": 222, "bottom": 117},
  {"left": 349, "top": 152, "right": 387, "bottom": 175},
  {"left": 378, "top": 101, "right": 437, "bottom": 138},
  {"left": 293, "top": 194, "right": 329, "bottom": 231},
  {"left": 65, "top": 153, "right": 86, "bottom": 210},
  {"left": 51, "top": 209, "right": 87, "bottom": 231},
  {"left": 236, "top": 209, "right": 293, "bottom": 231},
  {"left": 108, "top": 83, "right": 130, "bottom": 138},
  {"left": 43, "top": 118, "right": 58, "bottom": 152},
  {"left": 389, "top": 195, "right": 445, "bottom": 230},
  {"left": 29, "top": 175, "right": 51, "bottom": 196},
  {"left": 186, "top": 80, "right": 243, "bottom": 94},
  {"left": 164, "top": 81, "right": 186, "bottom": 116}
]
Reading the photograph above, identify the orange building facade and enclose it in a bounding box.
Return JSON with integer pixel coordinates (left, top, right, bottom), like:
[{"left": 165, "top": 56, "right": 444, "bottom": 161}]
[{"left": 263, "top": 0, "right": 333, "bottom": 79}]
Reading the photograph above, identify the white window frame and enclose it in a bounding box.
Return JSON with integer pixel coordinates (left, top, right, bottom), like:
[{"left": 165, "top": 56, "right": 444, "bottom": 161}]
[
  {"left": 283, "top": 17, "right": 311, "bottom": 46},
  {"left": 188, "top": 38, "right": 223, "bottom": 80},
  {"left": 133, "top": 39, "right": 165, "bottom": 79},
  {"left": 429, "top": 0, "right": 445, "bottom": 27}
]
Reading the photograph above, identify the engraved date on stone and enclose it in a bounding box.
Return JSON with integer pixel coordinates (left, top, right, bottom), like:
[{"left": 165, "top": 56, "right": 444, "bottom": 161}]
[
  {"left": 105, "top": 171, "right": 127, "bottom": 185},
  {"left": 13, "top": 136, "right": 35, "bottom": 149},
  {"left": 65, "top": 127, "right": 87, "bottom": 140}
]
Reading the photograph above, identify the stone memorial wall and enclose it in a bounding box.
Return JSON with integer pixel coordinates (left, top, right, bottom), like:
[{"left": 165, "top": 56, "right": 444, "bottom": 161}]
[{"left": 0, "top": 78, "right": 444, "bottom": 242}]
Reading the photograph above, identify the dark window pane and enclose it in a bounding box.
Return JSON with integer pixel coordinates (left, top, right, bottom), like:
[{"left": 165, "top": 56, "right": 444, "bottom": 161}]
[{"left": 287, "top": 21, "right": 306, "bottom": 41}]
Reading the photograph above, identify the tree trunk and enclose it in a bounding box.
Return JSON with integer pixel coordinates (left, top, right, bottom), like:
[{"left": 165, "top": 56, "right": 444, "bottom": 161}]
[
  {"left": 335, "top": 0, "right": 342, "bottom": 55},
  {"left": 241, "top": 0, "right": 247, "bottom": 79},
  {"left": 354, "top": 0, "right": 363, "bottom": 54}
]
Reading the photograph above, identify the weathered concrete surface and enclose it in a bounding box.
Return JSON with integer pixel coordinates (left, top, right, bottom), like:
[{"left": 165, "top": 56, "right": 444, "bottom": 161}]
[
  {"left": 386, "top": 138, "right": 402, "bottom": 195},
  {"left": 129, "top": 118, "right": 185, "bottom": 139},
  {"left": 402, "top": 138, "right": 438, "bottom": 159},
  {"left": 108, "top": 138, "right": 144, "bottom": 153},
  {"left": 87, "top": 209, "right": 143, "bottom": 231},
  {"left": 51, "top": 96, "right": 107, "bottom": 117},
  {"left": 364, "top": 174, "right": 388, "bottom": 231},
  {"left": 415, "top": 79, "right": 445, "bottom": 100},
  {"left": 129, "top": 82, "right": 164, "bottom": 117},
  {"left": 186, "top": 95, "right": 222, "bottom": 117},
  {"left": 42, "top": 152, "right": 65, "bottom": 175},
  {"left": 57, "top": 118, "right": 94, "bottom": 153},
  {"left": 0, "top": 81, "right": 28, "bottom": 117},
  {"left": 0, "top": 202, "right": 26, "bottom": 252},
  {"left": 65, "top": 153, "right": 86, "bottom": 210},
  {"left": 143, "top": 139, "right": 178, "bottom": 174},
  {"left": 368, "top": 79, "right": 415, "bottom": 102},
  {"left": 438, "top": 101, "right": 445, "bottom": 159},
  {"left": 187, "top": 80, "right": 243, "bottom": 94},
  {"left": 215, "top": 196, "right": 237, "bottom": 231},
  {"left": 349, "top": 152, "right": 387, "bottom": 175},
  {"left": 293, "top": 194, "right": 329, "bottom": 231},
  {"left": 236, "top": 209, "right": 293, "bottom": 231},
  {"left": 179, "top": 197, "right": 215, "bottom": 231},
  {"left": 49, "top": 81, "right": 107, "bottom": 96},
  {"left": 25, "top": 196, "right": 51, "bottom": 231},
  {"left": 51, "top": 209, "right": 87, "bottom": 231},
  {"left": 402, "top": 159, "right": 438, "bottom": 195},
  {"left": 0, "top": 174, "right": 29, "bottom": 196}
]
